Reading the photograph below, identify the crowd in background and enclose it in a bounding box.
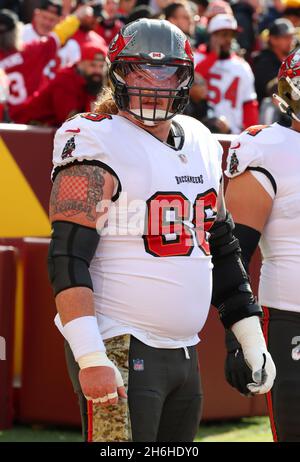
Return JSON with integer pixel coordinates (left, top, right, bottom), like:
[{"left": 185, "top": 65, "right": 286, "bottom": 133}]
[{"left": 0, "top": 0, "right": 299, "bottom": 133}]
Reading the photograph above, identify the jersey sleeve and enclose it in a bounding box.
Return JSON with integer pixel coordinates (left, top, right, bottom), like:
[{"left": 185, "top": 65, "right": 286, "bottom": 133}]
[
  {"left": 225, "top": 129, "right": 263, "bottom": 179},
  {"left": 224, "top": 126, "right": 277, "bottom": 198},
  {"left": 52, "top": 113, "right": 121, "bottom": 200}
]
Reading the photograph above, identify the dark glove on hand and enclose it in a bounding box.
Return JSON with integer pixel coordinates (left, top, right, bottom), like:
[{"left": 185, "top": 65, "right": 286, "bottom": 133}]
[{"left": 225, "top": 329, "right": 253, "bottom": 396}]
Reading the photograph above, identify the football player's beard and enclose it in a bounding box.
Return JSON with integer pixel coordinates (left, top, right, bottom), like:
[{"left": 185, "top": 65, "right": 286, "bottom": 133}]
[
  {"left": 85, "top": 75, "right": 103, "bottom": 96},
  {"left": 219, "top": 48, "right": 231, "bottom": 60}
]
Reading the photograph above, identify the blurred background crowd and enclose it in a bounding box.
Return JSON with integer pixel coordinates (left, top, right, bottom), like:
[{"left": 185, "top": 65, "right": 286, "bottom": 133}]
[{"left": 0, "top": 0, "right": 299, "bottom": 133}]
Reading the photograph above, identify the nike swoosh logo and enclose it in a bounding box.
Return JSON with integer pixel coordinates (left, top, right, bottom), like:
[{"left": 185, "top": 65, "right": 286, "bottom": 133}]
[
  {"left": 65, "top": 128, "right": 80, "bottom": 133},
  {"left": 231, "top": 142, "right": 240, "bottom": 149}
]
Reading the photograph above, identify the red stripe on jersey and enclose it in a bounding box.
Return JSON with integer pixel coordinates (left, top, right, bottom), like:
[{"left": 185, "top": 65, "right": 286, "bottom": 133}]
[
  {"left": 87, "top": 400, "right": 93, "bottom": 443},
  {"left": 262, "top": 306, "right": 278, "bottom": 442}
]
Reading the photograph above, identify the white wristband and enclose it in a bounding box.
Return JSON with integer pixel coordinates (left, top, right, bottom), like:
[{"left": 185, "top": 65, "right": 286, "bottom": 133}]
[
  {"left": 231, "top": 316, "right": 266, "bottom": 351},
  {"left": 63, "top": 316, "right": 105, "bottom": 361},
  {"left": 78, "top": 351, "right": 110, "bottom": 369}
]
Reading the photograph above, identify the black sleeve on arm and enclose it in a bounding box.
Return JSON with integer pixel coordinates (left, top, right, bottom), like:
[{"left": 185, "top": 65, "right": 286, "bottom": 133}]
[
  {"left": 48, "top": 221, "right": 100, "bottom": 296},
  {"left": 233, "top": 223, "right": 261, "bottom": 274},
  {"left": 209, "top": 212, "right": 262, "bottom": 329}
]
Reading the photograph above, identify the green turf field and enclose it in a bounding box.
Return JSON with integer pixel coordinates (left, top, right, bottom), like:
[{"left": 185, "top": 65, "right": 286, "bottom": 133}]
[{"left": 0, "top": 417, "right": 272, "bottom": 442}]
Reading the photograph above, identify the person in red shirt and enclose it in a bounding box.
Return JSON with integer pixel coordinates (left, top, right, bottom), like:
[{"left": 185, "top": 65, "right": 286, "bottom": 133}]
[
  {"left": 12, "top": 41, "right": 107, "bottom": 127},
  {"left": 0, "top": 6, "right": 93, "bottom": 118},
  {"left": 95, "top": 0, "right": 123, "bottom": 46},
  {"left": 194, "top": 14, "right": 258, "bottom": 133},
  {"left": 22, "top": 0, "right": 62, "bottom": 42}
]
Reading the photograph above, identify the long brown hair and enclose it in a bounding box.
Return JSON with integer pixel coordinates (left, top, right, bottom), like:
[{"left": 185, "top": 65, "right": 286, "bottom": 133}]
[{"left": 93, "top": 87, "right": 119, "bottom": 115}]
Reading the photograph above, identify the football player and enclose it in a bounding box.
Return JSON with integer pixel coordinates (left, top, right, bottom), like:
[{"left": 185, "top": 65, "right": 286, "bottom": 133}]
[
  {"left": 225, "top": 48, "right": 300, "bottom": 442},
  {"left": 48, "top": 18, "right": 276, "bottom": 442}
]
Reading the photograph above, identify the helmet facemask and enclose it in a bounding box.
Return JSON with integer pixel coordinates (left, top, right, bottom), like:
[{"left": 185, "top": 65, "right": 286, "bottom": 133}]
[
  {"left": 109, "top": 60, "right": 194, "bottom": 125},
  {"left": 275, "top": 75, "right": 300, "bottom": 122}
]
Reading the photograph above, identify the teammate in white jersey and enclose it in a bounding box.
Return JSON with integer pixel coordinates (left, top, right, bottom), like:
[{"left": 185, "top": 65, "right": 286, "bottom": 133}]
[
  {"left": 225, "top": 48, "right": 300, "bottom": 442},
  {"left": 48, "top": 18, "right": 275, "bottom": 442},
  {"left": 194, "top": 14, "right": 258, "bottom": 134}
]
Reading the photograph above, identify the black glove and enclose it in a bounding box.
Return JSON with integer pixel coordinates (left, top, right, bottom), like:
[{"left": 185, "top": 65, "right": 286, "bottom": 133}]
[{"left": 224, "top": 329, "right": 253, "bottom": 396}]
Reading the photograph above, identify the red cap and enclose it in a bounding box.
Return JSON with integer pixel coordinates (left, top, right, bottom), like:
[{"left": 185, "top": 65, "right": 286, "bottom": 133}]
[{"left": 81, "top": 42, "right": 107, "bottom": 61}]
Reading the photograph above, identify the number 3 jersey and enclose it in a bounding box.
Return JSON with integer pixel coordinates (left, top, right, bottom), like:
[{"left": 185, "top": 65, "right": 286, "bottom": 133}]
[
  {"left": 52, "top": 113, "right": 223, "bottom": 348},
  {"left": 225, "top": 123, "right": 300, "bottom": 314}
]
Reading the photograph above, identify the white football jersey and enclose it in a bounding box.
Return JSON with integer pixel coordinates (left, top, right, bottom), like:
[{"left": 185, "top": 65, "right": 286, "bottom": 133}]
[
  {"left": 225, "top": 123, "right": 300, "bottom": 314},
  {"left": 53, "top": 113, "right": 223, "bottom": 348},
  {"left": 194, "top": 52, "right": 256, "bottom": 134}
]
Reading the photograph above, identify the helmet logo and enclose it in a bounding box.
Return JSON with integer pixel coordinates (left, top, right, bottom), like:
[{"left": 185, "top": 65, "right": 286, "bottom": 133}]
[
  {"left": 148, "top": 52, "right": 165, "bottom": 59},
  {"left": 290, "top": 49, "right": 300, "bottom": 68},
  {"left": 108, "top": 31, "right": 136, "bottom": 62}
]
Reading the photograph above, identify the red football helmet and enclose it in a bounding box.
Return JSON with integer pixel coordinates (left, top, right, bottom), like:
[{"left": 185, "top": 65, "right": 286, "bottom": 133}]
[
  {"left": 106, "top": 18, "right": 194, "bottom": 125},
  {"left": 275, "top": 47, "right": 300, "bottom": 121}
]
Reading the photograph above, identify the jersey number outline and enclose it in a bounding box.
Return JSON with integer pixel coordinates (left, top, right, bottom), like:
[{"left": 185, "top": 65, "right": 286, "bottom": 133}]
[
  {"left": 207, "top": 73, "right": 240, "bottom": 108},
  {"left": 143, "top": 189, "right": 217, "bottom": 257},
  {"left": 8, "top": 71, "right": 27, "bottom": 105}
]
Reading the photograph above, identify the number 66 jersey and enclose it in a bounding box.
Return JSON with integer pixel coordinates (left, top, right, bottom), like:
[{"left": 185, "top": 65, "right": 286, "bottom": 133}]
[{"left": 52, "top": 113, "right": 223, "bottom": 348}]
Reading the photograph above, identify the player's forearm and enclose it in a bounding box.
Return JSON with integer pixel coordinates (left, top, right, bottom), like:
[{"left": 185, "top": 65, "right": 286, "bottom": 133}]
[
  {"left": 55, "top": 286, "right": 107, "bottom": 362},
  {"left": 55, "top": 286, "right": 95, "bottom": 326},
  {"left": 55, "top": 286, "right": 106, "bottom": 362}
]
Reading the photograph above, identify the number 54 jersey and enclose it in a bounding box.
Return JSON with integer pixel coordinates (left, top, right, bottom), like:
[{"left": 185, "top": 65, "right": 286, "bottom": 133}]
[{"left": 52, "top": 113, "right": 223, "bottom": 348}]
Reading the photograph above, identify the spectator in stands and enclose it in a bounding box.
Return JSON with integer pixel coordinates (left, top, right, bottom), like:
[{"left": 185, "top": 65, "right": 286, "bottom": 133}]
[
  {"left": 12, "top": 41, "right": 107, "bottom": 126},
  {"left": 0, "top": 1, "right": 24, "bottom": 19},
  {"left": 231, "top": 0, "right": 260, "bottom": 57},
  {"left": 194, "top": 13, "right": 258, "bottom": 133},
  {"left": 95, "top": 0, "right": 124, "bottom": 46},
  {"left": 22, "top": 0, "right": 62, "bottom": 42},
  {"left": 164, "top": 1, "right": 195, "bottom": 39},
  {"left": 258, "top": 77, "right": 281, "bottom": 124},
  {"left": 194, "top": 0, "right": 234, "bottom": 48},
  {"left": 71, "top": 5, "right": 107, "bottom": 50},
  {"left": 282, "top": 0, "right": 300, "bottom": 26},
  {"left": 259, "top": 0, "right": 285, "bottom": 32},
  {"left": 205, "top": 0, "right": 233, "bottom": 20},
  {"left": 0, "top": 66, "right": 9, "bottom": 121},
  {"left": 41, "top": 3, "right": 107, "bottom": 86},
  {"left": 118, "top": 0, "right": 138, "bottom": 20},
  {"left": 125, "top": 4, "right": 154, "bottom": 23},
  {"left": 0, "top": 6, "right": 93, "bottom": 118},
  {"left": 184, "top": 72, "right": 231, "bottom": 133},
  {"left": 253, "top": 18, "right": 295, "bottom": 103}
]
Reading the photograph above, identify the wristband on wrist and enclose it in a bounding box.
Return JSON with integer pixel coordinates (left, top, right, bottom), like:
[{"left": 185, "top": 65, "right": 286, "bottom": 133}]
[
  {"left": 231, "top": 315, "right": 266, "bottom": 351},
  {"left": 78, "top": 351, "right": 113, "bottom": 369},
  {"left": 63, "top": 315, "right": 105, "bottom": 361}
]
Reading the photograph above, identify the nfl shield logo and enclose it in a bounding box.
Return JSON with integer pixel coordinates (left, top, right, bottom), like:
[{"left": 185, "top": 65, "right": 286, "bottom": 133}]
[{"left": 133, "top": 359, "right": 144, "bottom": 371}]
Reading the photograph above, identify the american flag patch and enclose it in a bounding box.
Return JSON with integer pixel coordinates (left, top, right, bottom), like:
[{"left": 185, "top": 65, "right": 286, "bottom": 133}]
[{"left": 133, "top": 359, "right": 144, "bottom": 371}]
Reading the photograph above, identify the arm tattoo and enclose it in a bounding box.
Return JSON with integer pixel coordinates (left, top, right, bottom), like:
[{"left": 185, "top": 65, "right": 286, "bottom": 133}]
[{"left": 50, "top": 164, "right": 107, "bottom": 222}]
